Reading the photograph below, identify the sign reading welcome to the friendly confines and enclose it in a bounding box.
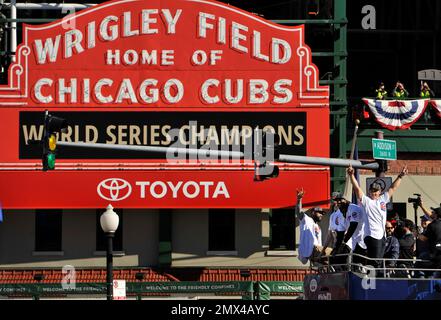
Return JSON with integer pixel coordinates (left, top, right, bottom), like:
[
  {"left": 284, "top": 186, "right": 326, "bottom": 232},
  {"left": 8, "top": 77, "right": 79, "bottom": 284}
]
[
  {"left": 0, "top": 0, "right": 328, "bottom": 108},
  {"left": 0, "top": 0, "right": 331, "bottom": 209}
]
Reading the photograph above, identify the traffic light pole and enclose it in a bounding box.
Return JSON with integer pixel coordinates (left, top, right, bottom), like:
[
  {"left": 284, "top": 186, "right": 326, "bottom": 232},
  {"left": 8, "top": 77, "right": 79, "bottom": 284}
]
[
  {"left": 375, "top": 131, "right": 387, "bottom": 177},
  {"left": 278, "top": 154, "right": 378, "bottom": 170},
  {"left": 57, "top": 141, "right": 245, "bottom": 159},
  {"left": 56, "top": 141, "right": 379, "bottom": 171}
]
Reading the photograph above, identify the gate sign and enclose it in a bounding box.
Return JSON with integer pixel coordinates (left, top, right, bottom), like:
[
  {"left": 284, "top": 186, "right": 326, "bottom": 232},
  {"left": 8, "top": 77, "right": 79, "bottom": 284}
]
[
  {"left": 0, "top": 0, "right": 328, "bottom": 108},
  {"left": 372, "top": 139, "right": 397, "bottom": 160}
]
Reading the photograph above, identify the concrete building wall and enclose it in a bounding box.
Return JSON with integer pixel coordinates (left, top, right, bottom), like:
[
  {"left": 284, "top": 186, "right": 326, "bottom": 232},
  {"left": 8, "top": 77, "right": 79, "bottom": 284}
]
[
  {"left": 0, "top": 211, "right": 35, "bottom": 266},
  {"left": 0, "top": 210, "right": 159, "bottom": 268},
  {"left": 171, "top": 209, "right": 209, "bottom": 259},
  {"left": 360, "top": 174, "right": 441, "bottom": 220},
  {"left": 171, "top": 209, "right": 304, "bottom": 267},
  {"left": 235, "top": 209, "right": 268, "bottom": 256},
  {"left": 123, "top": 209, "right": 159, "bottom": 266},
  {"left": 5, "top": 173, "right": 438, "bottom": 270}
]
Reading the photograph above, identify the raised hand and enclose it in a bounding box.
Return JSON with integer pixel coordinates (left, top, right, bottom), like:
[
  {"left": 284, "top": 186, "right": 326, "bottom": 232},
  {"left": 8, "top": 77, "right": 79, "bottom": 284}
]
[
  {"left": 296, "top": 188, "right": 305, "bottom": 199},
  {"left": 400, "top": 164, "right": 408, "bottom": 177}
]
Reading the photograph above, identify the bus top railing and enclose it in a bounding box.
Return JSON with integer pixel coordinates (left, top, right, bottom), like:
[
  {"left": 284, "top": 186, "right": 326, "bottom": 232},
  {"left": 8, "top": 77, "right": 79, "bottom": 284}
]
[{"left": 311, "top": 252, "right": 441, "bottom": 279}]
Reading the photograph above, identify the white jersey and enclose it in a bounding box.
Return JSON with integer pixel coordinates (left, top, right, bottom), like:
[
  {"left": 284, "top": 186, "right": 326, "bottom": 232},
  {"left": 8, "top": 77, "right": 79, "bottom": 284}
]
[
  {"left": 329, "top": 210, "right": 347, "bottom": 232},
  {"left": 298, "top": 215, "right": 322, "bottom": 264},
  {"left": 361, "top": 193, "right": 390, "bottom": 240},
  {"left": 344, "top": 203, "right": 366, "bottom": 250}
]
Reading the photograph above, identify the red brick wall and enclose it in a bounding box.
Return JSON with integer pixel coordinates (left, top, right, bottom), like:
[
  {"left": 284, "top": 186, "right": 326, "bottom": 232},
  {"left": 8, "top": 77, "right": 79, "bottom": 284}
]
[{"left": 358, "top": 153, "right": 441, "bottom": 175}]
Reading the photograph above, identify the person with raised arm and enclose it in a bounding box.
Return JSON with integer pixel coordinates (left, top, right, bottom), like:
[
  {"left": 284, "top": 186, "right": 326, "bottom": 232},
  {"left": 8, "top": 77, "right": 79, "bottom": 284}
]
[
  {"left": 347, "top": 165, "right": 408, "bottom": 268},
  {"left": 295, "top": 188, "right": 330, "bottom": 265}
]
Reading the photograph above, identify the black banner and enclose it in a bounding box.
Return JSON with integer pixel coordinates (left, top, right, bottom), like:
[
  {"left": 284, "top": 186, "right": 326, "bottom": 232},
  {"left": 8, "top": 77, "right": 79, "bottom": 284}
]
[{"left": 19, "top": 111, "right": 306, "bottom": 159}]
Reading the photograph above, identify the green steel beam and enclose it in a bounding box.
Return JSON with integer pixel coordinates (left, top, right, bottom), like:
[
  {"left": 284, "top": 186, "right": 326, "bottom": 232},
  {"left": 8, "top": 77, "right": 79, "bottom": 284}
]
[
  {"left": 319, "top": 79, "right": 348, "bottom": 85},
  {"left": 331, "top": 0, "right": 348, "bottom": 193},
  {"left": 0, "top": 18, "right": 55, "bottom": 23},
  {"left": 313, "top": 51, "right": 348, "bottom": 57},
  {"left": 271, "top": 19, "right": 348, "bottom": 25},
  {"left": 330, "top": 110, "right": 348, "bottom": 115},
  {"left": 331, "top": 176, "right": 347, "bottom": 182},
  {"left": 330, "top": 101, "right": 348, "bottom": 106},
  {"left": 0, "top": 18, "right": 349, "bottom": 25}
]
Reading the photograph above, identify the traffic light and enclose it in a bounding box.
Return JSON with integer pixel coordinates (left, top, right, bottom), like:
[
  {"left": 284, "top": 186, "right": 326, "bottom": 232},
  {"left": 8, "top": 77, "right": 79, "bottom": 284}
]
[
  {"left": 0, "top": 11, "right": 5, "bottom": 44},
  {"left": 253, "top": 131, "right": 280, "bottom": 181},
  {"left": 254, "top": 161, "right": 279, "bottom": 181},
  {"left": 262, "top": 132, "right": 280, "bottom": 161},
  {"left": 42, "top": 111, "right": 67, "bottom": 171}
]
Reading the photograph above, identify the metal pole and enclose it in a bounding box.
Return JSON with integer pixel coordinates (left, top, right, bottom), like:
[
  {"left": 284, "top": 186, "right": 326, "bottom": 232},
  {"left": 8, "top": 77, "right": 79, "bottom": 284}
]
[
  {"left": 106, "top": 232, "right": 114, "bottom": 301},
  {"left": 349, "top": 120, "right": 360, "bottom": 162},
  {"left": 57, "top": 140, "right": 379, "bottom": 170},
  {"left": 413, "top": 203, "right": 419, "bottom": 237},
  {"left": 278, "top": 154, "right": 379, "bottom": 170},
  {"left": 56, "top": 141, "right": 379, "bottom": 170},
  {"left": 4, "top": 3, "right": 96, "bottom": 10},
  {"left": 57, "top": 141, "right": 244, "bottom": 159},
  {"left": 332, "top": 0, "right": 348, "bottom": 192},
  {"left": 343, "top": 119, "right": 360, "bottom": 198},
  {"left": 10, "top": 0, "right": 16, "bottom": 62},
  {"left": 375, "top": 131, "right": 385, "bottom": 178}
]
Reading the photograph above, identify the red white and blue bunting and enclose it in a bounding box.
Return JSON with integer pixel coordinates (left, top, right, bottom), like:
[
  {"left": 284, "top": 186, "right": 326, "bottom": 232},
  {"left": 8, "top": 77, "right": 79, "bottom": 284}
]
[
  {"left": 430, "top": 99, "right": 441, "bottom": 119},
  {"left": 362, "top": 98, "right": 429, "bottom": 130}
]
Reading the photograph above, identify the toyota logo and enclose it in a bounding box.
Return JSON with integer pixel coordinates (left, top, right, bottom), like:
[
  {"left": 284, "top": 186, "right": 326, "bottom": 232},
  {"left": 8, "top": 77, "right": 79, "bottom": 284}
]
[{"left": 97, "top": 178, "right": 132, "bottom": 201}]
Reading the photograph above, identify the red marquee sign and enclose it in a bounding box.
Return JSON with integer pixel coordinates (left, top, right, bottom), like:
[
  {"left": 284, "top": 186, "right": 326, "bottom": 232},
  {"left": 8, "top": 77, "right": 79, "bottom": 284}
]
[
  {"left": 0, "top": 167, "right": 329, "bottom": 209},
  {"left": 0, "top": 0, "right": 328, "bottom": 108},
  {"left": 0, "top": 0, "right": 330, "bottom": 209}
]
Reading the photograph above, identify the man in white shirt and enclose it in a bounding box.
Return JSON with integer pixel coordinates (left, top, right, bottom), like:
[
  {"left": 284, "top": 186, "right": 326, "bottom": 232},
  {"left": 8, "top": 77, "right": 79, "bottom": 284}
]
[
  {"left": 296, "top": 188, "right": 331, "bottom": 264},
  {"left": 322, "top": 192, "right": 347, "bottom": 256},
  {"left": 347, "top": 165, "right": 408, "bottom": 267},
  {"left": 338, "top": 197, "right": 365, "bottom": 252},
  {"left": 330, "top": 194, "right": 365, "bottom": 267}
]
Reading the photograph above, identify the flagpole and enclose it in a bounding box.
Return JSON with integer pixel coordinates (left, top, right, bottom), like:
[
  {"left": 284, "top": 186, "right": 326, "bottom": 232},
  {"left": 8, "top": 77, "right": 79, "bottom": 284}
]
[{"left": 343, "top": 119, "right": 360, "bottom": 200}]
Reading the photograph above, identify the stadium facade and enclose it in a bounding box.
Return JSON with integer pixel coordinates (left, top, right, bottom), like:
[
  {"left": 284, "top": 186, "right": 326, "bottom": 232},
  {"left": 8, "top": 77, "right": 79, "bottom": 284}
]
[{"left": 0, "top": 0, "right": 439, "bottom": 279}]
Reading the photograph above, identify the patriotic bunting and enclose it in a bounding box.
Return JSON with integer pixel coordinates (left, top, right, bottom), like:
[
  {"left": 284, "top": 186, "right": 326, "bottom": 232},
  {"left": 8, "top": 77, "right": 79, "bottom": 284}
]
[
  {"left": 430, "top": 99, "right": 441, "bottom": 119},
  {"left": 362, "top": 98, "right": 429, "bottom": 130}
]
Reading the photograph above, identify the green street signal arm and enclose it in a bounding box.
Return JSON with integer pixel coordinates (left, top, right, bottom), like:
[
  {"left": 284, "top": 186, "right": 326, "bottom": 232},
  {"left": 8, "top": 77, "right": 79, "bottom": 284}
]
[{"left": 55, "top": 141, "right": 380, "bottom": 171}]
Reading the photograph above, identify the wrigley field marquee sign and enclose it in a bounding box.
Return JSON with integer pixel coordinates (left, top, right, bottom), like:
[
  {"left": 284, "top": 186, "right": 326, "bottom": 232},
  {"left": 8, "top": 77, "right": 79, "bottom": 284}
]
[
  {"left": 0, "top": 0, "right": 328, "bottom": 107},
  {"left": 0, "top": 0, "right": 330, "bottom": 209}
]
